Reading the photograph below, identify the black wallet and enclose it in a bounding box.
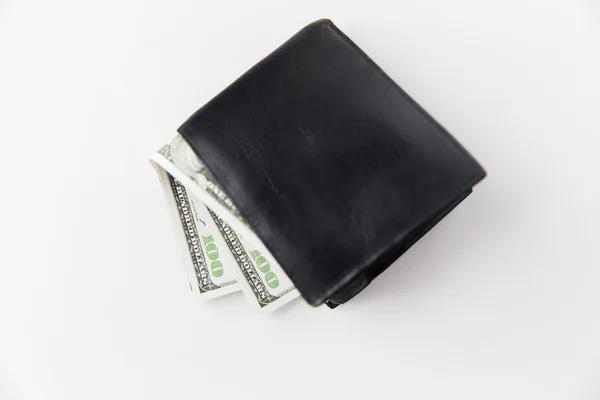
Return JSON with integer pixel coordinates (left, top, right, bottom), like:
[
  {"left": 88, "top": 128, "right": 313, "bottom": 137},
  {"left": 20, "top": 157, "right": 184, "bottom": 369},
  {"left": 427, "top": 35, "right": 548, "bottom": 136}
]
[{"left": 178, "top": 19, "right": 485, "bottom": 308}]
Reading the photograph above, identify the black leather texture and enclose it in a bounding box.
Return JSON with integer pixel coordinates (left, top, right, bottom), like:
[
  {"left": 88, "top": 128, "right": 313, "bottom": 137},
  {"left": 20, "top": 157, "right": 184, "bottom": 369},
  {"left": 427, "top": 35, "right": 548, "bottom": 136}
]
[{"left": 179, "top": 19, "right": 486, "bottom": 307}]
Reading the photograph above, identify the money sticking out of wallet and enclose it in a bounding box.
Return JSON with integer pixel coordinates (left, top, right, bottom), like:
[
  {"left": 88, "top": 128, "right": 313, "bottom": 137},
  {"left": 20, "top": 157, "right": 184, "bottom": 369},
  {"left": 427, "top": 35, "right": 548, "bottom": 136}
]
[
  {"left": 150, "top": 19, "right": 485, "bottom": 313},
  {"left": 151, "top": 135, "right": 300, "bottom": 313}
]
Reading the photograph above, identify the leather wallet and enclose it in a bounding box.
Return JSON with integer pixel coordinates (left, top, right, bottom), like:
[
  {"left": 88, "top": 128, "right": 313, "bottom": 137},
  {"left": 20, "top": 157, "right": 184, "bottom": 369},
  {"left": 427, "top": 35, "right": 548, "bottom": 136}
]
[{"left": 178, "top": 19, "right": 486, "bottom": 308}]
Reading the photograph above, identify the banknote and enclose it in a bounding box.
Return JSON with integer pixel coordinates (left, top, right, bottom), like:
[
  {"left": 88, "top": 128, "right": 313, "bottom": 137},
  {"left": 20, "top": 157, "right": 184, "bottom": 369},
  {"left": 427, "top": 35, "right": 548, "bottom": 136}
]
[
  {"left": 150, "top": 135, "right": 299, "bottom": 311},
  {"left": 154, "top": 166, "right": 239, "bottom": 299},
  {"left": 206, "top": 208, "right": 299, "bottom": 312}
]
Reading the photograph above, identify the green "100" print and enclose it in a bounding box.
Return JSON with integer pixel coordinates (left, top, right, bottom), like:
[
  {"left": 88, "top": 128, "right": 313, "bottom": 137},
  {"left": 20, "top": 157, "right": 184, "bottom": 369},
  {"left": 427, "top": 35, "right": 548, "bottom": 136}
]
[
  {"left": 250, "top": 250, "right": 279, "bottom": 289},
  {"left": 202, "top": 235, "right": 224, "bottom": 278}
]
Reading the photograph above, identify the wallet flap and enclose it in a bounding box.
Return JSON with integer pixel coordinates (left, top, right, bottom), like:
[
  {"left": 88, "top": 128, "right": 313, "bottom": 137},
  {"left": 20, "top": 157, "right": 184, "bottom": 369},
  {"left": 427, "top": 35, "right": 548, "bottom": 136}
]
[{"left": 178, "top": 19, "right": 485, "bottom": 306}]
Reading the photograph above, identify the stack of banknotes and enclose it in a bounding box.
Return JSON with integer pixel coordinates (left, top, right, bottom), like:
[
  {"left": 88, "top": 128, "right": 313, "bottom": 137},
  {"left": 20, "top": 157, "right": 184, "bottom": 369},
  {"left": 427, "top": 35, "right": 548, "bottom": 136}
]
[{"left": 150, "top": 135, "right": 299, "bottom": 312}]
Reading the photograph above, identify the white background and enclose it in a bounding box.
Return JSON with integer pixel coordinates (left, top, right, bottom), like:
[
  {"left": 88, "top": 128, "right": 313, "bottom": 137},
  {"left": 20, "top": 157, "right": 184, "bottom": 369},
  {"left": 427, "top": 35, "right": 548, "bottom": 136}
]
[{"left": 1, "top": 1, "right": 599, "bottom": 399}]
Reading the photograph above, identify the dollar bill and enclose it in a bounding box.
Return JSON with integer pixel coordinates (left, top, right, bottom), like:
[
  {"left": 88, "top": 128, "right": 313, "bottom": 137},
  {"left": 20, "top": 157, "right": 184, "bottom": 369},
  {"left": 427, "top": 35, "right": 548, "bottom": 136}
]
[
  {"left": 150, "top": 135, "right": 299, "bottom": 312},
  {"left": 206, "top": 208, "right": 299, "bottom": 312},
  {"left": 154, "top": 166, "right": 239, "bottom": 299}
]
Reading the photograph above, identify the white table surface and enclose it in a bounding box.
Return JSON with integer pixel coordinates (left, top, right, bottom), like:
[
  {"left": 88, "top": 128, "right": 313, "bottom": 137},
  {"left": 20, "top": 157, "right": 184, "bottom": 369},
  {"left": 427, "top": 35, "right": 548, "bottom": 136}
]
[{"left": 1, "top": 1, "right": 600, "bottom": 399}]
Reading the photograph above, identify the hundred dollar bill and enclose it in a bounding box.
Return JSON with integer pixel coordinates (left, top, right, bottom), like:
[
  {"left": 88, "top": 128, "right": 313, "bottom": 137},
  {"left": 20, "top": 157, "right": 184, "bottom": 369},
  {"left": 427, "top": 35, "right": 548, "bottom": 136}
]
[
  {"left": 206, "top": 209, "right": 299, "bottom": 312},
  {"left": 154, "top": 166, "right": 239, "bottom": 299},
  {"left": 150, "top": 134, "right": 299, "bottom": 311}
]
